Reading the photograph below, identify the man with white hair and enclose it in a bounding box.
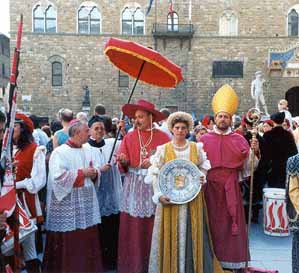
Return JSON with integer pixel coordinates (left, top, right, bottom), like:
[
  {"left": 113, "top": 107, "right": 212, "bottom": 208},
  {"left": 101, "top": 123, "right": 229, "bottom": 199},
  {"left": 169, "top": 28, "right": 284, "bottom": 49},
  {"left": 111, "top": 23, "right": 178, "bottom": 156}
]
[
  {"left": 43, "top": 119, "right": 103, "bottom": 273},
  {"left": 76, "top": 111, "right": 88, "bottom": 123}
]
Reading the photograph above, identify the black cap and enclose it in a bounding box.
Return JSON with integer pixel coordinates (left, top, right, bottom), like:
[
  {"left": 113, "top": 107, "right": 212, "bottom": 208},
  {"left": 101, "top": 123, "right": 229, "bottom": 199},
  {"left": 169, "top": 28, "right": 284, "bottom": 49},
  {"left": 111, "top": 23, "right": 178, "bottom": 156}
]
[
  {"left": 270, "top": 112, "right": 285, "bottom": 124},
  {"left": 88, "top": 115, "right": 105, "bottom": 128}
]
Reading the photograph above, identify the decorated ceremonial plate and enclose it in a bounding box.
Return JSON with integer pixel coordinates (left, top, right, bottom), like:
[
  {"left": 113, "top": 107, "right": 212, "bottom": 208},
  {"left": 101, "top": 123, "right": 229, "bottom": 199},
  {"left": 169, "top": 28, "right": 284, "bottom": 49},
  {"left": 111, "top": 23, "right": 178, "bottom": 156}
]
[{"left": 158, "top": 158, "right": 203, "bottom": 204}]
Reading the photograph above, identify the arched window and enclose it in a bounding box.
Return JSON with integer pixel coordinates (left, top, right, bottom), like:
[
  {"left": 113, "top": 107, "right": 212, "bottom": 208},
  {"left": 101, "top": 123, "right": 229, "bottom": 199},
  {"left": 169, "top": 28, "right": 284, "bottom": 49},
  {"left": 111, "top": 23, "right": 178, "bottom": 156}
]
[
  {"left": 90, "top": 7, "right": 101, "bottom": 34},
  {"left": 33, "top": 5, "right": 44, "bottom": 32},
  {"left": 288, "top": 9, "right": 299, "bottom": 36},
  {"left": 78, "top": 6, "right": 89, "bottom": 33},
  {"left": 121, "top": 7, "right": 144, "bottom": 35},
  {"left": 45, "top": 5, "right": 57, "bottom": 32},
  {"left": 219, "top": 10, "right": 238, "bottom": 36},
  {"left": 133, "top": 8, "right": 144, "bottom": 34},
  {"left": 33, "top": 3, "right": 57, "bottom": 33},
  {"left": 122, "top": 8, "right": 133, "bottom": 35},
  {"left": 52, "top": 62, "right": 62, "bottom": 87},
  {"left": 167, "top": 12, "right": 179, "bottom": 31},
  {"left": 78, "top": 4, "right": 101, "bottom": 34}
]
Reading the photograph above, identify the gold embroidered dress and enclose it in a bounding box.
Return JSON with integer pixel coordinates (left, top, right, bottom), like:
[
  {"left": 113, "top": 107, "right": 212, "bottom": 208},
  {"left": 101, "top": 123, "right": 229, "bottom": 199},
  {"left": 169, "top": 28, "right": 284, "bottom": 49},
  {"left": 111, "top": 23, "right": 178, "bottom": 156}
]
[{"left": 146, "top": 141, "right": 225, "bottom": 273}]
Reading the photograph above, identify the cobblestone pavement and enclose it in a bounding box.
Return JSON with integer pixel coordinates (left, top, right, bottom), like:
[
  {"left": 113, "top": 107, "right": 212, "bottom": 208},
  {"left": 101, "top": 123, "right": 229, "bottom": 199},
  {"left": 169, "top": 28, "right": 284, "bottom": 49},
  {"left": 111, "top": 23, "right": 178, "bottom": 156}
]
[
  {"left": 23, "top": 218, "right": 292, "bottom": 273},
  {"left": 249, "top": 221, "right": 292, "bottom": 273}
]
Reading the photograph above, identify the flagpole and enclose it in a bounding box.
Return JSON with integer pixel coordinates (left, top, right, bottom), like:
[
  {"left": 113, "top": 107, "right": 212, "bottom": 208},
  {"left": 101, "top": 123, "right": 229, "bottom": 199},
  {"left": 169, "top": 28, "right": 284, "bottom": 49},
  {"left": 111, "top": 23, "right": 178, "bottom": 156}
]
[
  {"left": 9, "top": 15, "right": 23, "bottom": 273},
  {"left": 154, "top": 0, "right": 157, "bottom": 31}
]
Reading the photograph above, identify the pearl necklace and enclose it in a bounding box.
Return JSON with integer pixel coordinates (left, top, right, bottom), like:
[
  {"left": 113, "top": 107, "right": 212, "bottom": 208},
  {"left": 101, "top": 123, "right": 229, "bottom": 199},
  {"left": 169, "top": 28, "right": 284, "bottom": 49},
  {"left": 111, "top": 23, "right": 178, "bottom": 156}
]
[{"left": 172, "top": 140, "right": 189, "bottom": 151}]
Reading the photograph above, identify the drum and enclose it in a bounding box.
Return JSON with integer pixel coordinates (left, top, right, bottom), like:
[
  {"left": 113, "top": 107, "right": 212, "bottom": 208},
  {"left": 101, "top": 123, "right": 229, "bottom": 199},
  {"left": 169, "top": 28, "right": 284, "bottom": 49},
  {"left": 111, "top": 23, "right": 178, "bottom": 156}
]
[{"left": 263, "top": 188, "right": 289, "bottom": 237}]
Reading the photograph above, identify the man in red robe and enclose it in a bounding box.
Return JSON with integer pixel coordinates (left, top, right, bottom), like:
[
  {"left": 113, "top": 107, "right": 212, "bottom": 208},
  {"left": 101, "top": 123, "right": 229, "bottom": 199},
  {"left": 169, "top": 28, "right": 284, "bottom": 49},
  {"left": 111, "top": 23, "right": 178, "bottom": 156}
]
[
  {"left": 200, "top": 85, "right": 259, "bottom": 272},
  {"left": 117, "top": 99, "right": 170, "bottom": 273}
]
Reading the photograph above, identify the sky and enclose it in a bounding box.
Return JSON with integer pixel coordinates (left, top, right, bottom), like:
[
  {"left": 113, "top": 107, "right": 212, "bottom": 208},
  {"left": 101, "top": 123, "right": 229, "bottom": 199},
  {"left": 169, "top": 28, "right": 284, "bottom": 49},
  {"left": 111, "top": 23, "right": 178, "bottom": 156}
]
[{"left": 0, "top": 0, "right": 10, "bottom": 36}]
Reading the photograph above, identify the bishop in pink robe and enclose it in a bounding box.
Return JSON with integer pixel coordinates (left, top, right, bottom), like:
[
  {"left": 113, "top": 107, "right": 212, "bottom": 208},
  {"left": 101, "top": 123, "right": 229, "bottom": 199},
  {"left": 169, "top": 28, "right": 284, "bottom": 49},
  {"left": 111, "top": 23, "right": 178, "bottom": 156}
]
[{"left": 200, "top": 128, "right": 250, "bottom": 270}]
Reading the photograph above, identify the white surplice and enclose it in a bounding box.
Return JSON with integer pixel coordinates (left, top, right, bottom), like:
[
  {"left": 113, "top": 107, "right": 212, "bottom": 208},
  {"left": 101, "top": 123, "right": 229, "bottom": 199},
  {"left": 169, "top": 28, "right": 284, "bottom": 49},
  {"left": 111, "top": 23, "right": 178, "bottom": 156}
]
[{"left": 46, "top": 143, "right": 102, "bottom": 232}]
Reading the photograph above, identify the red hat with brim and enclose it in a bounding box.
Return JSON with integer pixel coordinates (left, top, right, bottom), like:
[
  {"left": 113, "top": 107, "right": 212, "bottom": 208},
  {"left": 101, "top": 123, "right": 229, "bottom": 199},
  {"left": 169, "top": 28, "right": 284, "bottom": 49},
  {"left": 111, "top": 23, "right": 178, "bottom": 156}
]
[
  {"left": 15, "top": 113, "right": 34, "bottom": 133},
  {"left": 122, "top": 99, "right": 166, "bottom": 122}
]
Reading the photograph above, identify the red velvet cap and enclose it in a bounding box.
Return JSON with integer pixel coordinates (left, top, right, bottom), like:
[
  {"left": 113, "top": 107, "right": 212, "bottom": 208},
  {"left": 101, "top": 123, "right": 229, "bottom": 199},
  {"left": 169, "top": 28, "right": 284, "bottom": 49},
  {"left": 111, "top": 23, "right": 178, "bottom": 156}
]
[{"left": 15, "top": 113, "right": 34, "bottom": 133}]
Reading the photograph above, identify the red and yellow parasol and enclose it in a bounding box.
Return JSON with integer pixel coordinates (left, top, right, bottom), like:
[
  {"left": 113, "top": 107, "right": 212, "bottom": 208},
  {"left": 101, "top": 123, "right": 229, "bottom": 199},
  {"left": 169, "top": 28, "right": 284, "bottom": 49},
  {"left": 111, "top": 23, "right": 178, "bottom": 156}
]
[
  {"left": 104, "top": 37, "right": 183, "bottom": 88},
  {"left": 104, "top": 38, "right": 183, "bottom": 162}
]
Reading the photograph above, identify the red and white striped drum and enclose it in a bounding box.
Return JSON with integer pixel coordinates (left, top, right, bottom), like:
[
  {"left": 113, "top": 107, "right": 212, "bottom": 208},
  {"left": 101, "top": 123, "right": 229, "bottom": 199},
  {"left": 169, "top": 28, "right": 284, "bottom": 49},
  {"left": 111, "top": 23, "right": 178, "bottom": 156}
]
[{"left": 263, "top": 188, "right": 290, "bottom": 237}]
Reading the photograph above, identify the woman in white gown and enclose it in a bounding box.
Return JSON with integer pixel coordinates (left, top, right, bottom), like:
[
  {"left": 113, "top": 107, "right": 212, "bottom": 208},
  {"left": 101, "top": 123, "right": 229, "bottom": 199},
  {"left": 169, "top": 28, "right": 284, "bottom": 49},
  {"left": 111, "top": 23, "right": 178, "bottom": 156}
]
[{"left": 146, "top": 111, "right": 225, "bottom": 273}]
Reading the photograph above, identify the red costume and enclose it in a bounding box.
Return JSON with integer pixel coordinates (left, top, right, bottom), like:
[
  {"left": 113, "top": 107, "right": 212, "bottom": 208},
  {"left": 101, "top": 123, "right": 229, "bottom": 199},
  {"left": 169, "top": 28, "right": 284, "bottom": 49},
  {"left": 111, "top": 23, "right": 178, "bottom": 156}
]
[
  {"left": 117, "top": 129, "right": 170, "bottom": 273},
  {"left": 15, "top": 142, "right": 43, "bottom": 223},
  {"left": 117, "top": 99, "right": 170, "bottom": 273},
  {"left": 200, "top": 130, "right": 250, "bottom": 269}
]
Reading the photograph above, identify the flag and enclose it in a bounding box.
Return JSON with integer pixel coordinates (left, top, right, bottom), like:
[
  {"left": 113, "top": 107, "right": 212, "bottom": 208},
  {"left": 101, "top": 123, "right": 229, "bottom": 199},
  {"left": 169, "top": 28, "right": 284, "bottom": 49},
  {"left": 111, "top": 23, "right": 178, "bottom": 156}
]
[
  {"left": 146, "top": 0, "right": 154, "bottom": 16},
  {"left": 0, "top": 188, "right": 16, "bottom": 217},
  {"left": 0, "top": 15, "right": 23, "bottom": 271},
  {"left": 17, "top": 200, "right": 32, "bottom": 228},
  {"left": 168, "top": 0, "right": 173, "bottom": 15},
  {"left": 0, "top": 14, "right": 22, "bottom": 204},
  {"left": 0, "top": 86, "right": 18, "bottom": 218}
]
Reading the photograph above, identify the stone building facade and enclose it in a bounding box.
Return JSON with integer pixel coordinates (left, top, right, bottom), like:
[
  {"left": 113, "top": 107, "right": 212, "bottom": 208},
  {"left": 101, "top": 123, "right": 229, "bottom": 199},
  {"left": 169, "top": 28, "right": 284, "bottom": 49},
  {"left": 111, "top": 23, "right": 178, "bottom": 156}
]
[
  {"left": 0, "top": 34, "right": 10, "bottom": 91},
  {"left": 9, "top": 0, "right": 299, "bottom": 118}
]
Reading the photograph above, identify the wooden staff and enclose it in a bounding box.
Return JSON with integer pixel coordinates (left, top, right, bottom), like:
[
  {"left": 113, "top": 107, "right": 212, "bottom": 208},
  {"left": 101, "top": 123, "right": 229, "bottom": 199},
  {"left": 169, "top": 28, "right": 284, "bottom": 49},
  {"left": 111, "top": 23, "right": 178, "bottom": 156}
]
[{"left": 245, "top": 108, "right": 261, "bottom": 271}]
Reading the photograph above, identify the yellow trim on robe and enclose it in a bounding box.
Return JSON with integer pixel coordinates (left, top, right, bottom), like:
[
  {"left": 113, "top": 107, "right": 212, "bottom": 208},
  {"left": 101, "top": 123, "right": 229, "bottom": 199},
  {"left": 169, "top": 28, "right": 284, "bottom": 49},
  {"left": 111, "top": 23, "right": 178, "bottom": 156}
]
[
  {"left": 289, "top": 175, "right": 299, "bottom": 214},
  {"left": 158, "top": 141, "right": 224, "bottom": 273}
]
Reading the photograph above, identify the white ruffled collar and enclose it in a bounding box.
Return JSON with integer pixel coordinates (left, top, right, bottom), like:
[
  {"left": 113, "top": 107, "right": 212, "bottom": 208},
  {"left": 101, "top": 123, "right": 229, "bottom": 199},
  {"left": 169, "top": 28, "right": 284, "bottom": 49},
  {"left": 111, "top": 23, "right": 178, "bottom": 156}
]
[{"left": 213, "top": 125, "right": 232, "bottom": 135}]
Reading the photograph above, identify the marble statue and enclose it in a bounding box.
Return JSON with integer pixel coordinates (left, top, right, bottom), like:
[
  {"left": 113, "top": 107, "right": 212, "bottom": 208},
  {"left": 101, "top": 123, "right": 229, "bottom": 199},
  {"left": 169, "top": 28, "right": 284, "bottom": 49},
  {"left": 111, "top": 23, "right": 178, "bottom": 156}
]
[{"left": 251, "top": 71, "right": 269, "bottom": 116}]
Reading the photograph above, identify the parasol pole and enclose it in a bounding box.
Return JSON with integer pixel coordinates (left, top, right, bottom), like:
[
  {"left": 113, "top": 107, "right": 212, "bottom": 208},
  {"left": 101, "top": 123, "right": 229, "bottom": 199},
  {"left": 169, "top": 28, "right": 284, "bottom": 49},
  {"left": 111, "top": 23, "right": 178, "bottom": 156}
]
[
  {"left": 245, "top": 108, "right": 261, "bottom": 271},
  {"left": 108, "top": 60, "right": 146, "bottom": 163}
]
